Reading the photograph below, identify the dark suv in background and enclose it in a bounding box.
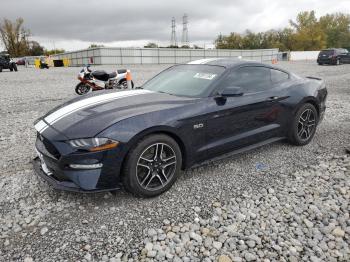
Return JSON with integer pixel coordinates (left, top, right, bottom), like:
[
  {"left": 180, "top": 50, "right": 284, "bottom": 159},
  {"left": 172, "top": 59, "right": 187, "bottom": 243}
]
[
  {"left": 339, "top": 49, "right": 350, "bottom": 64},
  {"left": 317, "top": 48, "right": 348, "bottom": 65},
  {"left": 0, "top": 54, "right": 18, "bottom": 72}
]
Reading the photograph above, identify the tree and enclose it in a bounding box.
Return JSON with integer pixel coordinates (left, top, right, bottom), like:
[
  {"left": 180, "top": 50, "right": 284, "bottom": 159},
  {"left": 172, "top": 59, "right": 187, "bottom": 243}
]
[
  {"left": 215, "top": 32, "right": 243, "bottom": 49},
  {"left": 319, "top": 13, "right": 350, "bottom": 48},
  {"left": 214, "top": 10, "right": 349, "bottom": 51},
  {"left": 88, "top": 43, "right": 104, "bottom": 48},
  {"left": 44, "top": 49, "right": 65, "bottom": 56},
  {"left": 144, "top": 42, "right": 158, "bottom": 48},
  {"left": 28, "top": 41, "right": 44, "bottom": 56},
  {"left": 0, "top": 17, "right": 30, "bottom": 57},
  {"left": 193, "top": 45, "right": 203, "bottom": 49},
  {"left": 289, "top": 11, "right": 326, "bottom": 50}
]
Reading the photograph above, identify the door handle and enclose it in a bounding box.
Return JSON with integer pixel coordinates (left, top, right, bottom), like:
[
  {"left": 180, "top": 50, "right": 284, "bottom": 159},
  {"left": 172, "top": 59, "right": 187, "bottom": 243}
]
[{"left": 267, "top": 96, "right": 279, "bottom": 101}]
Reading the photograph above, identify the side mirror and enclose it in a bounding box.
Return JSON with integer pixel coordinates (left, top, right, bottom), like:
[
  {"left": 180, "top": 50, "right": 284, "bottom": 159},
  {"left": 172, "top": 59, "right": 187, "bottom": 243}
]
[{"left": 220, "top": 86, "right": 244, "bottom": 97}]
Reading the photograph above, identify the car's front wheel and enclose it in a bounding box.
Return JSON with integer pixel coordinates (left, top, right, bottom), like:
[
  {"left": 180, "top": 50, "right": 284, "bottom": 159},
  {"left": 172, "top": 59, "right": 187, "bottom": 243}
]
[
  {"left": 288, "top": 103, "right": 318, "bottom": 146},
  {"left": 123, "top": 134, "right": 182, "bottom": 197}
]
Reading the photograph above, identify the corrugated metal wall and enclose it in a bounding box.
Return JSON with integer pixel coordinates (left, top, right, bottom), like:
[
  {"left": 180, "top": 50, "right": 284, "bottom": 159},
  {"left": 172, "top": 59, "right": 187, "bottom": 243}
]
[{"left": 53, "top": 47, "right": 279, "bottom": 66}]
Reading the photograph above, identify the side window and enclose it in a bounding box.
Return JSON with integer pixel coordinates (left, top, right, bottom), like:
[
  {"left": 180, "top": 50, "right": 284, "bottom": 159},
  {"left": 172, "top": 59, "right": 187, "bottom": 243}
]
[
  {"left": 221, "top": 66, "right": 272, "bottom": 93},
  {"left": 271, "top": 69, "right": 289, "bottom": 84}
]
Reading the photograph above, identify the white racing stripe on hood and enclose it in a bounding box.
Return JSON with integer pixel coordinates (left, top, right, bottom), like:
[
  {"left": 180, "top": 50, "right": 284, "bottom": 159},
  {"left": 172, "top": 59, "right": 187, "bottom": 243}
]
[
  {"left": 35, "top": 90, "right": 152, "bottom": 134},
  {"left": 34, "top": 120, "right": 49, "bottom": 133}
]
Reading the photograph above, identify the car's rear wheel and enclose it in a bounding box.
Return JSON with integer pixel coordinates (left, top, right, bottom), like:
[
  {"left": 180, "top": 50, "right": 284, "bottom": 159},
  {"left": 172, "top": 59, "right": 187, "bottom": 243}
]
[
  {"left": 288, "top": 103, "right": 318, "bottom": 146},
  {"left": 122, "top": 134, "right": 182, "bottom": 197}
]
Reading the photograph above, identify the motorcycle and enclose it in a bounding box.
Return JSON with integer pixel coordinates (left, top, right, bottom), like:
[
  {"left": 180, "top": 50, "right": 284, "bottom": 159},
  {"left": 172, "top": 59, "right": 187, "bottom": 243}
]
[
  {"left": 40, "top": 60, "right": 49, "bottom": 69},
  {"left": 75, "top": 65, "right": 134, "bottom": 95}
]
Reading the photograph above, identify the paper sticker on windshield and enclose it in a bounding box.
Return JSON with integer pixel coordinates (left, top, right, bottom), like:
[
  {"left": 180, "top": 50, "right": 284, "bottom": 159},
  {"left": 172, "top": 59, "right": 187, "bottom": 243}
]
[{"left": 193, "top": 73, "right": 217, "bottom": 80}]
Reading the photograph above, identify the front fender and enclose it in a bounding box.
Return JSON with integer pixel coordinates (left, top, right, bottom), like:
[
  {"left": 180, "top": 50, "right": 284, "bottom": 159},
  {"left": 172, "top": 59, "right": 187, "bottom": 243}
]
[{"left": 98, "top": 117, "right": 191, "bottom": 168}]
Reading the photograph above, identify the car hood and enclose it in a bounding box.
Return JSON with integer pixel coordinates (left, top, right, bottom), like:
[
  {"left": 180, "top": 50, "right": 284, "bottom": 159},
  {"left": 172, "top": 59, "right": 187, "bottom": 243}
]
[{"left": 35, "top": 89, "right": 197, "bottom": 139}]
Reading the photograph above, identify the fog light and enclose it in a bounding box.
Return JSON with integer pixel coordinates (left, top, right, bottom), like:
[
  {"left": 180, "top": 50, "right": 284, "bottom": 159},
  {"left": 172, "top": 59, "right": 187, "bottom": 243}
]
[{"left": 69, "top": 163, "right": 103, "bottom": 169}]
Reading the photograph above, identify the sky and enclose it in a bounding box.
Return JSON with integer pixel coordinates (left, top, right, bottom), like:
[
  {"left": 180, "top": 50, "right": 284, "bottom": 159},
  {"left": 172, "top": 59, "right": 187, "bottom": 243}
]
[{"left": 0, "top": 0, "right": 349, "bottom": 51}]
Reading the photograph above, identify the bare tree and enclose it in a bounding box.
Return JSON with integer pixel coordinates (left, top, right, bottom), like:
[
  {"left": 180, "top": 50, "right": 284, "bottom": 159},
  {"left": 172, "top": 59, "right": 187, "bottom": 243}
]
[{"left": 0, "top": 18, "right": 30, "bottom": 57}]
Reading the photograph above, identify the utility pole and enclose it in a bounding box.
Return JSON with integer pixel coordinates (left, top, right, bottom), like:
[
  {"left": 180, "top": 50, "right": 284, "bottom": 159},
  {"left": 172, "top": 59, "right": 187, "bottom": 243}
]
[
  {"left": 181, "top": 14, "right": 189, "bottom": 47},
  {"left": 170, "top": 17, "right": 177, "bottom": 47}
]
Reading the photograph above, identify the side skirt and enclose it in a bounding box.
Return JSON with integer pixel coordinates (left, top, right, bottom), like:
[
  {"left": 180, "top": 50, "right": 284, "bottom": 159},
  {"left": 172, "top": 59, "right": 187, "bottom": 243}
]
[{"left": 191, "top": 137, "right": 286, "bottom": 169}]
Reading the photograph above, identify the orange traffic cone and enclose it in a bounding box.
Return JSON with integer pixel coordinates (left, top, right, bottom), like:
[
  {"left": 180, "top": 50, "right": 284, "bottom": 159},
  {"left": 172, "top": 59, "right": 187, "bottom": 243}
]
[{"left": 126, "top": 70, "right": 132, "bottom": 89}]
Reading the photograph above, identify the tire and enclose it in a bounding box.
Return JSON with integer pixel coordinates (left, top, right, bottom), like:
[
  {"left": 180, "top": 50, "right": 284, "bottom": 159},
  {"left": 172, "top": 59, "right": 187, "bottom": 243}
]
[
  {"left": 0, "top": 66, "right": 2, "bottom": 72},
  {"left": 288, "top": 103, "right": 318, "bottom": 146},
  {"left": 13, "top": 64, "right": 18, "bottom": 71},
  {"left": 318, "top": 63, "right": 323, "bottom": 66},
  {"left": 116, "top": 79, "right": 134, "bottom": 89},
  {"left": 75, "top": 82, "right": 91, "bottom": 95},
  {"left": 122, "top": 134, "right": 182, "bottom": 197},
  {"left": 9, "top": 65, "right": 13, "bottom": 72}
]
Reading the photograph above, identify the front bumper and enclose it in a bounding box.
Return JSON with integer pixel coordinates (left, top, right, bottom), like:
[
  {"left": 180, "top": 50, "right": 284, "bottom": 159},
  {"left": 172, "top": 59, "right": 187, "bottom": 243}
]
[
  {"left": 32, "top": 157, "right": 121, "bottom": 193},
  {"left": 33, "top": 133, "right": 124, "bottom": 192}
]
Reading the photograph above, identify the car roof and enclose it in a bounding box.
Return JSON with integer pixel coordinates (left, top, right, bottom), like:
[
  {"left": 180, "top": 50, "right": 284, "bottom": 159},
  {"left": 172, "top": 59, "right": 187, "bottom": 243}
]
[
  {"left": 187, "top": 58, "right": 272, "bottom": 69},
  {"left": 186, "top": 58, "right": 292, "bottom": 76}
]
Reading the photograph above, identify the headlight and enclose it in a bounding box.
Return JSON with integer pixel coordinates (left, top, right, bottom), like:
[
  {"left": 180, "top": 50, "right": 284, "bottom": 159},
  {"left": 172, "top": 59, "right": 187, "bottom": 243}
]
[{"left": 68, "top": 138, "right": 119, "bottom": 152}]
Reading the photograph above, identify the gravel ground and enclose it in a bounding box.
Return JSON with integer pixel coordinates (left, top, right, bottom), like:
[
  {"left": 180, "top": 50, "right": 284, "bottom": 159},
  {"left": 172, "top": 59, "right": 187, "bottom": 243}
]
[{"left": 0, "top": 61, "right": 349, "bottom": 262}]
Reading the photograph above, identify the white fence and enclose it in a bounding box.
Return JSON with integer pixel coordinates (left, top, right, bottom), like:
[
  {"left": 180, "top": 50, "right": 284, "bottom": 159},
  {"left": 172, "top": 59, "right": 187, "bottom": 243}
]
[
  {"left": 290, "top": 51, "right": 320, "bottom": 61},
  {"left": 53, "top": 47, "right": 279, "bottom": 66}
]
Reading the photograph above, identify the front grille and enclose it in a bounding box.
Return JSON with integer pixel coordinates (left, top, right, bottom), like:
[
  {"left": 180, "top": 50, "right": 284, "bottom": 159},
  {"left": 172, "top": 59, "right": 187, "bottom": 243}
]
[{"left": 36, "top": 133, "right": 61, "bottom": 159}]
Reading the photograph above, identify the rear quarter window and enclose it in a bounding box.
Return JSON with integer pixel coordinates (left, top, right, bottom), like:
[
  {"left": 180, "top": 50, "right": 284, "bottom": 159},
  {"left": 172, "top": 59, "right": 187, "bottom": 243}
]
[
  {"left": 271, "top": 69, "right": 289, "bottom": 83},
  {"left": 319, "top": 50, "right": 334, "bottom": 56}
]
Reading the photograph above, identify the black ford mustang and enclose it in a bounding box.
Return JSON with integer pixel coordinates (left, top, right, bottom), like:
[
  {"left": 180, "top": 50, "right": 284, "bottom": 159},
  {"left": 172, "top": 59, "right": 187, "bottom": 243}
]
[{"left": 33, "top": 58, "right": 327, "bottom": 197}]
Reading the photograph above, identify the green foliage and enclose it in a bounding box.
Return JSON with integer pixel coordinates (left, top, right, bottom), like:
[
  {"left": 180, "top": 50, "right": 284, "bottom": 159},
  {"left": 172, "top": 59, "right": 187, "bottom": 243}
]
[
  {"left": 144, "top": 42, "right": 158, "bottom": 48},
  {"left": 88, "top": 44, "right": 104, "bottom": 48},
  {"left": 193, "top": 45, "right": 203, "bottom": 49},
  {"left": 28, "top": 41, "right": 44, "bottom": 56},
  {"left": 215, "top": 11, "right": 350, "bottom": 51},
  {"left": 289, "top": 11, "right": 326, "bottom": 50},
  {"left": 44, "top": 49, "right": 65, "bottom": 56},
  {"left": 319, "top": 13, "right": 350, "bottom": 48}
]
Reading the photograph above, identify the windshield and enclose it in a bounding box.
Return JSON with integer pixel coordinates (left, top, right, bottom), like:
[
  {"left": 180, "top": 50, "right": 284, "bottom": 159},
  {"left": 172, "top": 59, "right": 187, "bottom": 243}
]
[
  {"left": 319, "top": 50, "right": 334, "bottom": 56},
  {"left": 142, "top": 64, "right": 225, "bottom": 97}
]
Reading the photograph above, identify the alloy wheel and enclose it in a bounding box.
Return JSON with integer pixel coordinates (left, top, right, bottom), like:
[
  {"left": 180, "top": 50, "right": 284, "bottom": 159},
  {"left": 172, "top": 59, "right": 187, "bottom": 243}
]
[
  {"left": 297, "top": 108, "right": 316, "bottom": 141},
  {"left": 136, "top": 143, "right": 177, "bottom": 191},
  {"left": 78, "top": 84, "right": 89, "bottom": 94},
  {"left": 117, "top": 80, "right": 128, "bottom": 89}
]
